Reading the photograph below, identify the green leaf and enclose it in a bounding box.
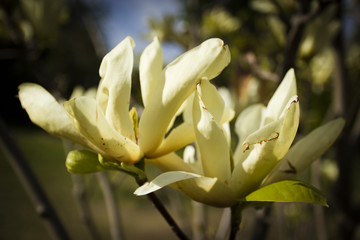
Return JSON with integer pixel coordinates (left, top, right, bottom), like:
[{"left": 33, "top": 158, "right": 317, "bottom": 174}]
[{"left": 243, "top": 180, "right": 328, "bottom": 207}]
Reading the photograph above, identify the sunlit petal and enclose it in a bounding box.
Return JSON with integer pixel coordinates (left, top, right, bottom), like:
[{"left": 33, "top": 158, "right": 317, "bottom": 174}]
[
  {"left": 148, "top": 153, "right": 236, "bottom": 207},
  {"left": 233, "top": 103, "right": 265, "bottom": 162},
  {"left": 149, "top": 122, "right": 195, "bottom": 157},
  {"left": 193, "top": 83, "right": 231, "bottom": 182},
  {"left": 262, "top": 69, "right": 297, "bottom": 125},
  {"left": 172, "top": 176, "right": 237, "bottom": 207},
  {"left": 64, "top": 96, "right": 142, "bottom": 163},
  {"left": 139, "top": 36, "right": 163, "bottom": 107},
  {"left": 148, "top": 152, "right": 200, "bottom": 174},
  {"left": 262, "top": 118, "right": 345, "bottom": 185},
  {"left": 139, "top": 38, "right": 231, "bottom": 155},
  {"left": 97, "top": 37, "right": 135, "bottom": 140},
  {"left": 134, "top": 171, "right": 202, "bottom": 195},
  {"left": 18, "top": 83, "right": 93, "bottom": 148},
  {"left": 230, "top": 97, "right": 300, "bottom": 198}
]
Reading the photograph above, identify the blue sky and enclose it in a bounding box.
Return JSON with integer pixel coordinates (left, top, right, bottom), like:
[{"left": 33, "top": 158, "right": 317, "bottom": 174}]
[{"left": 100, "top": 0, "right": 183, "bottom": 63}]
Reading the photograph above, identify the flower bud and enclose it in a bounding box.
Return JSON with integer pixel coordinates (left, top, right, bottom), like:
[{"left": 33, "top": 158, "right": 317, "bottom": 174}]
[{"left": 66, "top": 150, "right": 106, "bottom": 174}]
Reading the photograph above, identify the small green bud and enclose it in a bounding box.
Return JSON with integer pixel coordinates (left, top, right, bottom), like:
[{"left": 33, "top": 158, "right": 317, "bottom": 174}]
[{"left": 66, "top": 150, "right": 106, "bottom": 174}]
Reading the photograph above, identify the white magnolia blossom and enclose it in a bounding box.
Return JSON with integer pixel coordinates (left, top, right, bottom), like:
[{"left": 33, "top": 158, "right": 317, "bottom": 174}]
[
  {"left": 19, "top": 36, "right": 231, "bottom": 164},
  {"left": 135, "top": 70, "right": 344, "bottom": 207}
]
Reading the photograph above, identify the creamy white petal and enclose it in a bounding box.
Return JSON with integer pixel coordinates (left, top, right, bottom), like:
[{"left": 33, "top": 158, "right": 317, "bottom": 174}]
[
  {"left": 139, "top": 38, "right": 231, "bottom": 155},
  {"left": 197, "top": 80, "right": 226, "bottom": 122},
  {"left": 64, "top": 97, "right": 142, "bottom": 163},
  {"left": 18, "top": 83, "right": 93, "bottom": 148},
  {"left": 233, "top": 104, "right": 265, "bottom": 164},
  {"left": 183, "top": 92, "right": 195, "bottom": 123},
  {"left": 230, "top": 98, "right": 300, "bottom": 198},
  {"left": 262, "top": 69, "right": 297, "bottom": 125},
  {"left": 235, "top": 104, "right": 265, "bottom": 147},
  {"left": 262, "top": 118, "right": 345, "bottom": 185},
  {"left": 139, "top": 36, "right": 163, "bottom": 107},
  {"left": 218, "top": 87, "right": 235, "bottom": 110},
  {"left": 193, "top": 84, "right": 231, "bottom": 182},
  {"left": 171, "top": 176, "right": 237, "bottom": 207},
  {"left": 70, "top": 86, "right": 86, "bottom": 99},
  {"left": 149, "top": 122, "right": 195, "bottom": 157},
  {"left": 183, "top": 145, "right": 196, "bottom": 164},
  {"left": 147, "top": 153, "right": 236, "bottom": 207},
  {"left": 97, "top": 37, "right": 135, "bottom": 140},
  {"left": 134, "top": 171, "right": 202, "bottom": 195},
  {"left": 148, "top": 152, "right": 200, "bottom": 173}
]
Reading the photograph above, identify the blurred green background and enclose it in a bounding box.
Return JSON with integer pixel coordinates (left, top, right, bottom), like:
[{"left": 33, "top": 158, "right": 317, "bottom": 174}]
[{"left": 1, "top": 0, "right": 360, "bottom": 239}]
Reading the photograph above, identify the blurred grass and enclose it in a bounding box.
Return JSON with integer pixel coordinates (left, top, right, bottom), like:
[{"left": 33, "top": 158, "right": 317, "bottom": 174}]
[{"left": 0, "top": 128, "right": 183, "bottom": 239}]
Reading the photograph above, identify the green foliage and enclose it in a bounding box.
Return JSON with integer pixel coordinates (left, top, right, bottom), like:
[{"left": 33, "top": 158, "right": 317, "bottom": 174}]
[{"left": 243, "top": 180, "right": 328, "bottom": 207}]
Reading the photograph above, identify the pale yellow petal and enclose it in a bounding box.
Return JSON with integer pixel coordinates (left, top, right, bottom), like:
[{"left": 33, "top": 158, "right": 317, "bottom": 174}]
[
  {"left": 197, "top": 80, "right": 226, "bottom": 122},
  {"left": 139, "top": 36, "right": 163, "bottom": 107},
  {"left": 235, "top": 104, "right": 265, "bottom": 146},
  {"left": 64, "top": 97, "right": 142, "bottom": 163},
  {"left": 183, "top": 145, "right": 196, "bottom": 164},
  {"left": 148, "top": 152, "right": 200, "bottom": 173},
  {"left": 134, "top": 171, "right": 202, "bottom": 195},
  {"left": 139, "top": 38, "right": 231, "bottom": 155},
  {"left": 262, "top": 69, "right": 297, "bottom": 125},
  {"left": 230, "top": 97, "right": 300, "bottom": 198},
  {"left": 172, "top": 176, "right": 237, "bottom": 207},
  {"left": 147, "top": 153, "right": 236, "bottom": 207},
  {"left": 18, "top": 83, "right": 92, "bottom": 147},
  {"left": 233, "top": 104, "right": 265, "bottom": 164},
  {"left": 262, "top": 118, "right": 345, "bottom": 185},
  {"left": 70, "top": 86, "right": 85, "bottom": 99},
  {"left": 149, "top": 122, "right": 195, "bottom": 157},
  {"left": 193, "top": 84, "right": 231, "bottom": 182},
  {"left": 97, "top": 37, "right": 135, "bottom": 140}
]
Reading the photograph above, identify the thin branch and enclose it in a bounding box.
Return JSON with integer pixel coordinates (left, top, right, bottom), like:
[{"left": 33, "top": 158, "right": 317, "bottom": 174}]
[
  {"left": 71, "top": 174, "right": 102, "bottom": 240},
  {"left": 135, "top": 178, "right": 190, "bottom": 240},
  {"left": 0, "top": 117, "right": 70, "bottom": 240},
  {"left": 245, "top": 52, "right": 279, "bottom": 83},
  {"left": 97, "top": 172, "right": 124, "bottom": 240},
  {"left": 229, "top": 203, "right": 243, "bottom": 240}
]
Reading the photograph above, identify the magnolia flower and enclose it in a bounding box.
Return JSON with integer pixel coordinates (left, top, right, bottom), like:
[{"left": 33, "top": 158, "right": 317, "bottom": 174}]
[
  {"left": 135, "top": 69, "right": 344, "bottom": 207},
  {"left": 18, "top": 36, "right": 231, "bottom": 166}
]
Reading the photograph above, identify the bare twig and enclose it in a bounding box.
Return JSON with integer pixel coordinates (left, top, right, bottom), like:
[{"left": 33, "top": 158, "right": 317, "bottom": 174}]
[
  {"left": 0, "top": 117, "right": 70, "bottom": 240},
  {"left": 97, "top": 172, "right": 124, "bottom": 240},
  {"left": 71, "top": 174, "right": 102, "bottom": 240},
  {"left": 245, "top": 52, "right": 279, "bottom": 83},
  {"left": 229, "top": 203, "right": 243, "bottom": 240},
  {"left": 135, "top": 178, "right": 190, "bottom": 240}
]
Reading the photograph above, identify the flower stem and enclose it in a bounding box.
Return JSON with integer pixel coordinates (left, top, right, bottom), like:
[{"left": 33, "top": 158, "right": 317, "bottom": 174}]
[
  {"left": 229, "top": 203, "right": 243, "bottom": 240},
  {"left": 135, "top": 178, "right": 190, "bottom": 240}
]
